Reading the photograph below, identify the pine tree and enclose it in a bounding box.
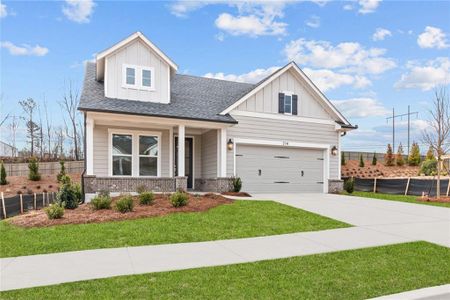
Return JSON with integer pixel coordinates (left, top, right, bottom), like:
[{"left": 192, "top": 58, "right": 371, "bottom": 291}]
[
  {"left": 0, "top": 161, "right": 7, "bottom": 185},
  {"left": 28, "top": 156, "right": 41, "bottom": 181},
  {"left": 341, "top": 153, "right": 346, "bottom": 166},
  {"left": 396, "top": 143, "right": 405, "bottom": 166},
  {"left": 57, "top": 160, "right": 66, "bottom": 183},
  {"left": 408, "top": 143, "right": 421, "bottom": 166},
  {"left": 359, "top": 154, "right": 365, "bottom": 167},
  {"left": 384, "top": 144, "right": 395, "bottom": 166},
  {"left": 372, "top": 152, "right": 377, "bottom": 166},
  {"left": 426, "top": 146, "right": 435, "bottom": 161}
]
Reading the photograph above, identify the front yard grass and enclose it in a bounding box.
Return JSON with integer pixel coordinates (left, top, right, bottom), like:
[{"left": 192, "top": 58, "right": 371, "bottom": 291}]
[
  {"left": 0, "top": 200, "right": 348, "bottom": 258},
  {"left": 345, "top": 191, "right": 450, "bottom": 208},
  {"left": 2, "top": 242, "right": 449, "bottom": 299}
]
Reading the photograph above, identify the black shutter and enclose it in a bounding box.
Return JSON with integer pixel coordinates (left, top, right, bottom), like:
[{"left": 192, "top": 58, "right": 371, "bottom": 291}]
[
  {"left": 278, "top": 93, "right": 285, "bottom": 113},
  {"left": 292, "top": 94, "right": 298, "bottom": 115}
]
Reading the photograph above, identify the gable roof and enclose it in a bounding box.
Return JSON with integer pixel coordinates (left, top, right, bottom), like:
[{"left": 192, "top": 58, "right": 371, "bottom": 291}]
[
  {"left": 220, "top": 62, "right": 352, "bottom": 126},
  {"left": 79, "top": 62, "right": 254, "bottom": 124},
  {"left": 95, "top": 32, "right": 178, "bottom": 81}
]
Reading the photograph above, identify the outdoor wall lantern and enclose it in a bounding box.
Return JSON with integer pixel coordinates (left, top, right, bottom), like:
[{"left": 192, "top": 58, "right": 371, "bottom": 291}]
[
  {"left": 331, "top": 146, "right": 338, "bottom": 156},
  {"left": 227, "top": 139, "right": 234, "bottom": 151}
]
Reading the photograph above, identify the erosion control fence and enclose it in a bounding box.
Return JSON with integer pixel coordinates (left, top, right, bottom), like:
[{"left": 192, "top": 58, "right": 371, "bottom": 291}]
[
  {"left": 0, "top": 192, "right": 57, "bottom": 220},
  {"left": 352, "top": 178, "right": 450, "bottom": 197},
  {"left": 3, "top": 160, "right": 84, "bottom": 176}
]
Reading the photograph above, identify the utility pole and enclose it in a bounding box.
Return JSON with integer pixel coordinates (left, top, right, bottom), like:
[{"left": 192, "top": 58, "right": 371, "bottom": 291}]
[{"left": 386, "top": 106, "right": 419, "bottom": 155}]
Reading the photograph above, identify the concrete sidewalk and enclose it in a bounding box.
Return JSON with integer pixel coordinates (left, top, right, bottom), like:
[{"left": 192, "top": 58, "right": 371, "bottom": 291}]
[
  {"left": 0, "top": 226, "right": 415, "bottom": 291},
  {"left": 370, "top": 284, "right": 450, "bottom": 300},
  {"left": 1, "top": 193, "right": 449, "bottom": 291}
]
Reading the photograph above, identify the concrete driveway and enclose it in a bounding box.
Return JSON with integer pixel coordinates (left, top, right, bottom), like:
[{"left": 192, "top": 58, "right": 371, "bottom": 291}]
[{"left": 251, "top": 193, "right": 450, "bottom": 247}]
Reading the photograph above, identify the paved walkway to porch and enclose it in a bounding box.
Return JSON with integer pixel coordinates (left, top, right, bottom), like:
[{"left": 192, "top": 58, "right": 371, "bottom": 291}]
[{"left": 1, "top": 193, "right": 449, "bottom": 292}]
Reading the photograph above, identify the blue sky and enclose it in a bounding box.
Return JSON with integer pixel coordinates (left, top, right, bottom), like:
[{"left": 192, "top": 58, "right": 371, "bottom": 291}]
[{"left": 1, "top": 0, "right": 449, "bottom": 153}]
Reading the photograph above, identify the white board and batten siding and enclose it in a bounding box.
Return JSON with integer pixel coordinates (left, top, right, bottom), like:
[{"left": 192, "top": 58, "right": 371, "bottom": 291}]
[{"left": 104, "top": 39, "right": 170, "bottom": 103}]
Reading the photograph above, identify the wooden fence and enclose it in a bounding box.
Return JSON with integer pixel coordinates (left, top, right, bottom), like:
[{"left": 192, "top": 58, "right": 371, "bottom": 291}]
[
  {"left": 342, "top": 151, "right": 425, "bottom": 162},
  {"left": 3, "top": 160, "right": 84, "bottom": 176}
]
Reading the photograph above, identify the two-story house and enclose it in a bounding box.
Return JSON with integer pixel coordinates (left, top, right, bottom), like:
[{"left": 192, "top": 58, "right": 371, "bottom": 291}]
[{"left": 79, "top": 32, "right": 356, "bottom": 199}]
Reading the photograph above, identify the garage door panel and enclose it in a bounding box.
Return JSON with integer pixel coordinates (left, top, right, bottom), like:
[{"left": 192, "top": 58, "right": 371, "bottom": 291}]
[{"left": 236, "top": 145, "right": 324, "bottom": 193}]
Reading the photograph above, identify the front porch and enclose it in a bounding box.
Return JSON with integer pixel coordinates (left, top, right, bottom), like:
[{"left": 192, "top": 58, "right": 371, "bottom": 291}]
[{"left": 83, "top": 112, "right": 234, "bottom": 195}]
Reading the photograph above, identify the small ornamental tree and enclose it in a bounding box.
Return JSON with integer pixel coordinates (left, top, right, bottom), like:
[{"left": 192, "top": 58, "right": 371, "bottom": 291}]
[
  {"left": 28, "top": 156, "right": 41, "bottom": 181},
  {"left": 57, "top": 161, "right": 66, "bottom": 183},
  {"left": 396, "top": 144, "right": 405, "bottom": 166},
  {"left": 384, "top": 144, "right": 395, "bottom": 166},
  {"left": 359, "top": 154, "right": 365, "bottom": 167},
  {"left": 0, "top": 161, "right": 7, "bottom": 185},
  {"left": 408, "top": 142, "right": 421, "bottom": 166},
  {"left": 372, "top": 152, "right": 377, "bottom": 166},
  {"left": 425, "top": 146, "right": 435, "bottom": 161},
  {"left": 341, "top": 153, "right": 346, "bottom": 166}
]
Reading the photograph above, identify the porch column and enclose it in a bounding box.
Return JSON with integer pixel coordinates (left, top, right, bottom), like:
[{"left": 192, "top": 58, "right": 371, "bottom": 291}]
[
  {"left": 177, "top": 125, "right": 185, "bottom": 177},
  {"left": 169, "top": 126, "right": 174, "bottom": 177},
  {"left": 85, "top": 115, "right": 94, "bottom": 175},
  {"left": 218, "top": 128, "right": 227, "bottom": 177}
]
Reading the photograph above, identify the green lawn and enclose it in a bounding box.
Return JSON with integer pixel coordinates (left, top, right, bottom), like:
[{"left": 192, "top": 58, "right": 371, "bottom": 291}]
[
  {"left": 346, "top": 191, "right": 450, "bottom": 208},
  {"left": 0, "top": 200, "right": 348, "bottom": 258},
  {"left": 2, "top": 242, "right": 449, "bottom": 299}
]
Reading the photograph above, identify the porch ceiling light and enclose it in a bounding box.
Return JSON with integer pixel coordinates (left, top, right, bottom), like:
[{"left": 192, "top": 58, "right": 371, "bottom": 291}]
[
  {"left": 227, "top": 139, "right": 234, "bottom": 151},
  {"left": 331, "top": 146, "right": 338, "bottom": 156}
]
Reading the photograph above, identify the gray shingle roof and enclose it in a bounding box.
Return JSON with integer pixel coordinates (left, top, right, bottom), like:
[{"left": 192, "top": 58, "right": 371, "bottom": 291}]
[{"left": 79, "top": 62, "right": 256, "bottom": 123}]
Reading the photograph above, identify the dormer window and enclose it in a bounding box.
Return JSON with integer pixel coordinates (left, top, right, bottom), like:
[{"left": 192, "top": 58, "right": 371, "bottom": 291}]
[{"left": 122, "top": 64, "right": 155, "bottom": 90}]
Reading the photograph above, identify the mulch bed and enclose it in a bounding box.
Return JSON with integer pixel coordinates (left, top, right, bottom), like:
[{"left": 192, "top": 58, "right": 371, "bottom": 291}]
[
  {"left": 221, "top": 192, "right": 252, "bottom": 197},
  {"left": 417, "top": 196, "right": 450, "bottom": 203},
  {"left": 8, "top": 193, "right": 233, "bottom": 228}
]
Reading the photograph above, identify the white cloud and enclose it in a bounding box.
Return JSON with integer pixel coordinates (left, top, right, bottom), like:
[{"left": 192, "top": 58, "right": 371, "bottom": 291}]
[
  {"left": 395, "top": 57, "right": 450, "bottom": 91},
  {"left": 305, "top": 15, "right": 320, "bottom": 28},
  {"left": 372, "top": 28, "right": 392, "bottom": 41},
  {"left": 331, "top": 98, "right": 389, "bottom": 118},
  {"left": 358, "top": 0, "right": 381, "bottom": 14},
  {"left": 343, "top": 3, "right": 353, "bottom": 10},
  {"left": 417, "top": 26, "right": 449, "bottom": 49},
  {"left": 1, "top": 41, "right": 49, "bottom": 56},
  {"left": 283, "top": 38, "right": 396, "bottom": 75},
  {"left": 215, "top": 12, "right": 287, "bottom": 37},
  {"left": 1, "top": 3, "right": 7, "bottom": 18},
  {"left": 304, "top": 68, "right": 372, "bottom": 91},
  {"left": 62, "top": 0, "right": 95, "bottom": 23},
  {"left": 168, "top": 0, "right": 208, "bottom": 17},
  {"left": 204, "top": 66, "right": 280, "bottom": 83}
]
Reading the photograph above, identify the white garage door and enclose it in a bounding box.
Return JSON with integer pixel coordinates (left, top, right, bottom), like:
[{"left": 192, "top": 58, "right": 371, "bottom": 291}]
[{"left": 236, "top": 144, "right": 324, "bottom": 193}]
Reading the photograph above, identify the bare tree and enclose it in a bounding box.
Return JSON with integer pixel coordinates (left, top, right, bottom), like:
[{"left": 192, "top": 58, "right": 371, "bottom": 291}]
[
  {"left": 60, "top": 81, "right": 81, "bottom": 160},
  {"left": 54, "top": 126, "right": 66, "bottom": 158},
  {"left": 422, "top": 87, "right": 450, "bottom": 198},
  {"left": 43, "top": 98, "right": 53, "bottom": 158},
  {"left": 7, "top": 116, "right": 20, "bottom": 157},
  {"left": 37, "top": 101, "right": 44, "bottom": 159},
  {"left": 19, "top": 98, "right": 39, "bottom": 156}
]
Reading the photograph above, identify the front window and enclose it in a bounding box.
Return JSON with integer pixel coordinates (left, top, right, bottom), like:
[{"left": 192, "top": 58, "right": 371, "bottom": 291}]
[
  {"left": 112, "top": 134, "right": 132, "bottom": 176},
  {"left": 139, "top": 135, "right": 158, "bottom": 176},
  {"left": 126, "top": 68, "right": 135, "bottom": 85},
  {"left": 142, "top": 69, "right": 152, "bottom": 88},
  {"left": 284, "top": 95, "right": 292, "bottom": 114}
]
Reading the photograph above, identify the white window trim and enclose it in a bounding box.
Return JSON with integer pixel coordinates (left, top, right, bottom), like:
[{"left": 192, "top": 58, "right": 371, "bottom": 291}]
[
  {"left": 283, "top": 91, "right": 294, "bottom": 115},
  {"left": 108, "top": 129, "right": 161, "bottom": 177},
  {"left": 122, "top": 64, "right": 155, "bottom": 91}
]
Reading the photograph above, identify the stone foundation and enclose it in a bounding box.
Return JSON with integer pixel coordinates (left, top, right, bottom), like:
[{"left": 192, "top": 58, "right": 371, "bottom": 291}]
[
  {"left": 83, "top": 175, "right": 176, "bottom": 194},
  {"left": 195, "top": 177, "right": 234, "bottom": 193},
  {"left": 328, "top": 179, "right": 344, "bottom": 194},
  {"left": 175, "top": 177, "right": 188, "bottom": 191}
]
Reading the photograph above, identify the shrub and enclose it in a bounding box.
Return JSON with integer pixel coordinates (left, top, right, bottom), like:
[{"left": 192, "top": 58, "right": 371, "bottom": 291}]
[
  {"left": 426, "top": 146, "right": 435, "bottom": 160},
  {"left": 28, "top": 156, "right": 41, "bottom": 181},
  {"left": 408, "top": 142, "right": 421, "bottom": 166},
  {"left": 341, "top": 153, "right": 346, "bottom": 166},
  {"left": 232, "top": 177, "right": 242, "bottom": 192},
  {"left": 45, "top": 203, "right": 64, "bottom": 220},
  {"left": 115, "top": 195, "right": 134, "bottom": 213},
  {"left": 73, "top": 183, "right": 82, "bottom": 202},
  {"left": 56, "top": 176, "right": 80, "bottom": 209},
  {"left": 344, "top": 178, "right": 354, "bottom": 194},
  {"left": 359, "top": 155, "right": 365, "bottom": 167},
  {"left": 0, "top": 161, "right": 7, "bottom": 185},
  {"left": 419, "top": 159, "right": 437, "bottom": 176},
  {"left": 170, "top": 190, "right": 189, "bottom": 207},
  {"left": 384, "top": 144, "right": 395, "bottom": 166},
  {"left": 136, "top": 185, "right": 148, "bottom": 194},
  {"left": 139, "top": 191, "right": 155, "bottom": 205},
  {"left": 372, "top": 153, "right": 377, "bottom": 166},
  {"left": 396, "top": 144, "right": 405, "bottom": 166},
  {"left": 91, "top": 195, "right": 112, "bottom": 210},
  {"left": 98, "top": 189, "right": 110, "bottom": 198},
  {"left": 57, "top": 161, "right": 66, "bottom": 183}
]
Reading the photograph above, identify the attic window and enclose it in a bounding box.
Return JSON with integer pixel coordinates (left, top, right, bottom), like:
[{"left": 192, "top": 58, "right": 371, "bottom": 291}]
[{"left": 122, "top": 64, "right": 155, "bottom": 90}]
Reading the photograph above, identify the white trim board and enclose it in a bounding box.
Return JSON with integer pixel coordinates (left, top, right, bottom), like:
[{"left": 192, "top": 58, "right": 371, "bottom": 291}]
[
  {"left": 232, "top": 138, "right": 330, "bottom": 193},
  {"left": 231, "top": 110, "right": 337, "bottom": 126}
]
